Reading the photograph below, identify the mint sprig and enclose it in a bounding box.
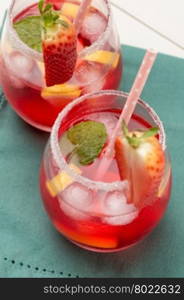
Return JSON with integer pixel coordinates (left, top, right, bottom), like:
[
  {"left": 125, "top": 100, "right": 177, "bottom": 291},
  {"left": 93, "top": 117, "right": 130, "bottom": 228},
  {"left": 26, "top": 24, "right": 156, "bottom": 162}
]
[
  {"left": 38, "top": 0, "right": 68, "bottom": 29},
  {"left": 67, "top": 121, "right": 107, "bottom": 165},
  {"left": 122, "top": 120, "right": 158, "bottom": 149}
]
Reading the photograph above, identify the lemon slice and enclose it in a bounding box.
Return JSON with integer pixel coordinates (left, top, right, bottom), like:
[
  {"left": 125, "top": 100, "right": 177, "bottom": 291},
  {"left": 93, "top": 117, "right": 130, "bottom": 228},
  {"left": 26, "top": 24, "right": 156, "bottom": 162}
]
[
  {"left": 61, "top": 3, "right": 79, "bottom": 19},
  {"left": 42, "top": 83, "right": 82, "bottom": 101},
  {"left": 66, "top": 232, "right": 118, "bottom": 249},
  {"left": 84, "top": 50, "right": 120, "bottom": 68},
  {"left": 55, "top": 222, "right": 118, "bottom": 249},
  {"left": 46, "top": 164, "right": 82, "bottom": 197}
]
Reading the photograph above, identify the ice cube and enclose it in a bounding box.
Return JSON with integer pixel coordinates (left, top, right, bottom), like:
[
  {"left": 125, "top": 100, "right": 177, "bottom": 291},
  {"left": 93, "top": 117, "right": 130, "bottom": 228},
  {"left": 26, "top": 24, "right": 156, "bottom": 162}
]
[
  {"left": 0, "top": 54, "right": 23, "bottom": 88},
  {"left": 9, "top": 74, "right": 25, "bottom": 89},
  {"left": 103, "top": 211, "right": 138, "bottom": 226},
  {"left": 8, "top": 52, "right": 43, "bottom": 89},
  {"left": 9, "top": 51, "right": 34, "bottom": 73},
  {"left": 26, "top": 61, "right": 44, "bottom": 89},
  {"left": 85, "top": 78, "right": 105, "bottom": 94},
  {"left": 7, "top": 52, "right": 32, "bottom": 88},
  {"left": 102, "top": 191, "right": 138, "bottom": 226},
  {"left": 75, "top": 61, "right": 105, "bottom": 93},
  {"left": 87, "top": 112, "right": 118, "bottom": 136},
  {"left": 80, "top": 12, "right": 106, "bottom": 43},
  {"left": 59, "top": 183, "right": 93, "bottom": 220},
  {"left": 5, "top": 51, "right": 33, "bottom": 89}
]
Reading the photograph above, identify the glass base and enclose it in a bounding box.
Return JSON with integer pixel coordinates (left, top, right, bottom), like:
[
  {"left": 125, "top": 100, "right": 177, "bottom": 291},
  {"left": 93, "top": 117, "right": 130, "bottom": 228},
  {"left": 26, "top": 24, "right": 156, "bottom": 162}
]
[
  {"left": 69, "top": 238, "right": 139, "bottom": 253},
  {"left": 17, "top": 113, "right": 52, "bottom": 132}
]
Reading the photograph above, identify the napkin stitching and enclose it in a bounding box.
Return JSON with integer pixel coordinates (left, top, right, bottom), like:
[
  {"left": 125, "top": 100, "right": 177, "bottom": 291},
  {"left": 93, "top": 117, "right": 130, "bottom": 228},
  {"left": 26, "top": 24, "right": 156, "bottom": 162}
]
[
  {"left": 3, "top": 257, "right": 79, "bottom": 278},
  {"left": 0, "top": 89, "right": 7, "bottom": 111}
]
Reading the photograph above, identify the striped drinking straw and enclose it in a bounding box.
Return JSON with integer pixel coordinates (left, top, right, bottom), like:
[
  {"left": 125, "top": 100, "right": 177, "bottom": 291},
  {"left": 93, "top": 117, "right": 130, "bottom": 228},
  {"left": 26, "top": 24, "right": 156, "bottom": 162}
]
[{"left": 95, "top": 49, "right": 158, "bottom": 181}]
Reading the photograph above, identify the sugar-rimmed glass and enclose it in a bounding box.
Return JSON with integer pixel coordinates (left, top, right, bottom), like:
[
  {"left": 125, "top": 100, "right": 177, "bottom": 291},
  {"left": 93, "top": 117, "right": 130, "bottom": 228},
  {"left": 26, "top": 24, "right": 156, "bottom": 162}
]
[
  {"left": 0, "top": 0, "right": 122, "bottom": 131},
  {"left": 39, "top": 90, "right": 172, "bottom": 252}
]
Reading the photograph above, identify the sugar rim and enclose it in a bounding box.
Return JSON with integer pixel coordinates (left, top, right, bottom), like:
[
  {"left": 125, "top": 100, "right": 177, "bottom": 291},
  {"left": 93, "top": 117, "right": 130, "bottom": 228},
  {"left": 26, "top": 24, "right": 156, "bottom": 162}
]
[
  {"left": 50, "top": 90, "right": 166, "bottom": 192},
  {"left": 7, "top": 0, "right": 112, "bottom": 62}
]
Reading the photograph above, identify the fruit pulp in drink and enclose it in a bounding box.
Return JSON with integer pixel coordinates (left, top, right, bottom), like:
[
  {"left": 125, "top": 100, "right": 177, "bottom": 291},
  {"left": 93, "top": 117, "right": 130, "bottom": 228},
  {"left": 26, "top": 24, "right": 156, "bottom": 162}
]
[
  {"left": 40, "top": 109, "right": 171, "bottom": 251},
  {"left": 0, "top": 0, "right": 122, "bottom": 131}
]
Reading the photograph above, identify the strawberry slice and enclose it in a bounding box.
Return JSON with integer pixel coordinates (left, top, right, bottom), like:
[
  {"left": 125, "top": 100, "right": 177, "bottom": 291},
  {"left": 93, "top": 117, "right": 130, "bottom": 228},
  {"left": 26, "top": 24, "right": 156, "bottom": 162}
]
[
  {"left": 39, "top": 0, "right": 77, "bottom": 87},
  {"left": 115, "top": 123, "right": 165, "bottom": 209}
]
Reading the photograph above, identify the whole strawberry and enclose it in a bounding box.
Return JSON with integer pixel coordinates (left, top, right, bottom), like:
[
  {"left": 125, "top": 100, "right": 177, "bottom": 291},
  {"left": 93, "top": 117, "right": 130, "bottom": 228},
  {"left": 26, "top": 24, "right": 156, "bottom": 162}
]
[
  {"left": 39, "top": 0, "right": 77, "bottom": 87},
  {"left": 115, "top": 123, "right": 165, "bottom": 209}
]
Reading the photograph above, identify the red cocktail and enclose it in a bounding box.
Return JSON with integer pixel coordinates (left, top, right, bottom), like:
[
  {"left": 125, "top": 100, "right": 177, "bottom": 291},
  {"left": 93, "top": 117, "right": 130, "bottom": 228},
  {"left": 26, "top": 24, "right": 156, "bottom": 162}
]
[
  {"left": 40, "top": 91, "right": 172, "bottom": 252},
  {"left": 0, "top": 0, "right": 122, "bottom": 131}
]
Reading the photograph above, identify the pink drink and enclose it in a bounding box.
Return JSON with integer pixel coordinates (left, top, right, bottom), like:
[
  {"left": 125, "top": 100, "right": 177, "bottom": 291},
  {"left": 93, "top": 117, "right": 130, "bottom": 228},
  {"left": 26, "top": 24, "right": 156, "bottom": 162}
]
[
  {"left": 0, "top": 0, "right": 122, "bottom": 131},
  {"left": 39, "top": 91, "right": 171, "bottom": 252}
]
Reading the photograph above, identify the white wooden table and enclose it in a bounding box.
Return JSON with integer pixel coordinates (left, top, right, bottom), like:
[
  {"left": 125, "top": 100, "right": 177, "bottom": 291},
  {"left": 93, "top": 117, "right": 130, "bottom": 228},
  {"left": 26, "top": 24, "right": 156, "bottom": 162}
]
[{"left": 1, "top": 0, "right": 184, "bottom": 58}]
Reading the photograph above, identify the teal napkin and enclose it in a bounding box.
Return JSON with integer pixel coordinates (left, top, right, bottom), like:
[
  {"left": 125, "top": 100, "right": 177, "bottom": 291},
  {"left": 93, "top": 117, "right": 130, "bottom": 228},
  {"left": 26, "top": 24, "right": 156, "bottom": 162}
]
[{"left": 0, "top": 45, "right": 184, "bottom": 278}]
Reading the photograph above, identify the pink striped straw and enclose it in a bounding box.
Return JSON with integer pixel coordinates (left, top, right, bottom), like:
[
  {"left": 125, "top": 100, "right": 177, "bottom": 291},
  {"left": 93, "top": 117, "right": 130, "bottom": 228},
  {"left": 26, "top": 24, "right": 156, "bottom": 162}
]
[
  {"left": 74, "top": 0, "right": 92, "bottom": 35},
  {"left": 95, "top": 49, "right": 158, "bottom": 181}
]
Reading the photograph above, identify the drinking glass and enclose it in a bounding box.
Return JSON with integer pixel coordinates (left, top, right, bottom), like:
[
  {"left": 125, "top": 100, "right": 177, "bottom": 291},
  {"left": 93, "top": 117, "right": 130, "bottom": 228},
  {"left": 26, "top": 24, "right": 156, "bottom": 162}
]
[
  {"left": 39, "top": 90, "right": 172, "bottom": 252},
  {"left": 0, "top": 0, "right": 122, "bottom": 131}
]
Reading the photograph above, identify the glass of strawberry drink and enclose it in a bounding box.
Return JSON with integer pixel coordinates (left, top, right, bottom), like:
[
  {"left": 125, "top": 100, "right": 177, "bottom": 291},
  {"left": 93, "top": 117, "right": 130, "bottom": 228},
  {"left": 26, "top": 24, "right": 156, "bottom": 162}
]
[
  {"left": 0, "top": 0, "right": 122, "bottom": 131},
  {"left": 39, "top": 90, "right": 172, "bottom": 252}
]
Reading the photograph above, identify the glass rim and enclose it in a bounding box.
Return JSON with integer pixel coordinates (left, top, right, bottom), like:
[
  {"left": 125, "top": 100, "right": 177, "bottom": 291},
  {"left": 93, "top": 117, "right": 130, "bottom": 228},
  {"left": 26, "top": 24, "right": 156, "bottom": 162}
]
[
  {"left": 50, "top": 90, "right": 166, "bottom": 192},
  {"left": 7, "top": 0, "right": 112, "bottom": 62}
]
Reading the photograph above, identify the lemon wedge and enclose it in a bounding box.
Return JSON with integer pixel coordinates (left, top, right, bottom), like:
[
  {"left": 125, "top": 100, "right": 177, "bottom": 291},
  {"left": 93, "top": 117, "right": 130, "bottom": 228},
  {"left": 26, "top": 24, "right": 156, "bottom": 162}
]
[
  {"left": 61, "top": 3, "right": 79, "bottom": 19},
  {"left": 42, "top": 83, "right": 82, "bottom": 101},
  {"left": 55, "top": 222, "right": 118, "bottom": 249},
  {"left": 46, "top": 164, "right": 82, "bottom": 197},
  {"left": 84, "top": 50, "right": 120, "bottom": 68}
]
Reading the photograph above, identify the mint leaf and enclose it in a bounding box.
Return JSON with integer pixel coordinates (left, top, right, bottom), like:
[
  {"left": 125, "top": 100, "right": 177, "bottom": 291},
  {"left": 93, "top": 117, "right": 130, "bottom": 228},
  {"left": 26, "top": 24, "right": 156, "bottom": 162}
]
[
  {"left": 14, "top": 16, "right": 42, "bottom": 52},
  {"left": 122, "top": 120, "right": 159, "bottom": 148},
  {"left": 44, "top": 4, "right": 53, "bottom": 14},
  {"left": 141, "top": 127, "right": 158, "bottom": 138},
  {"left": 67, "top": 121, "right": 107, "bottom": 165},
  {"left": 14, "top": 3, "right": 68, "bottom": 52},
  {"left": 38, "top": 0, "right": 60, "bottom": 29},
  {"left": 38, "top": 0, "right": 44, "bottom": 14}
]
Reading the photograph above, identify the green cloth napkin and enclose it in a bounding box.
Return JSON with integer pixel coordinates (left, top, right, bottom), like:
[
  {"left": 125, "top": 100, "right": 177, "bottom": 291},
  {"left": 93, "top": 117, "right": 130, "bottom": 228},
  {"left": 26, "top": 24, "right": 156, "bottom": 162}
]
[{"left": 0, "top": 45, "right": 184, "bottom": 278}]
